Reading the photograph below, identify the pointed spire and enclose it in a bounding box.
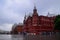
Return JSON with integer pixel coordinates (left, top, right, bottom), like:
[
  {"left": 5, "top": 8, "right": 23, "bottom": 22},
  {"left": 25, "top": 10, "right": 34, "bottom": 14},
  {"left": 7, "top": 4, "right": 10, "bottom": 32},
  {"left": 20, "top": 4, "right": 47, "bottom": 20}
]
[
  {"left": 47, "top": 12, "right": 50, "bottom": 17},
  {"left": 32, "top": 1, "right": 38, "bottom": 16},
  {"left": 34, "top": 3, "right": 36, "bottom": 9},
  {"left": 24, "top": 13, "right": 26, "bottom": 20},
  {"left": 33, "top": 4, "right": 38, "bottom": 16},
  {"left": 34, "top": 2, "right": 37, "bottom": 10},
  {"left": 33, "top": 5, "right": 37, "bottom": 13},
  {"left": 48, "top": 12, "right": 50, "bottom": 15}
]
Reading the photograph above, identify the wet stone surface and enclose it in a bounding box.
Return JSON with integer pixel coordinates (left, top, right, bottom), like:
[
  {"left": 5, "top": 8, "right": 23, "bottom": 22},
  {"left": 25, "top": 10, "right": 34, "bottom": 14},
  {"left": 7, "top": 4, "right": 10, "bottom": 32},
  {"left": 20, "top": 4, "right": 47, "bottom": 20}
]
[
  {"left": 0, "top": 34, "right": 23, "bottom": 40},
  {"left": 0, "top": 34, "right": 60, "bottom": 40}
]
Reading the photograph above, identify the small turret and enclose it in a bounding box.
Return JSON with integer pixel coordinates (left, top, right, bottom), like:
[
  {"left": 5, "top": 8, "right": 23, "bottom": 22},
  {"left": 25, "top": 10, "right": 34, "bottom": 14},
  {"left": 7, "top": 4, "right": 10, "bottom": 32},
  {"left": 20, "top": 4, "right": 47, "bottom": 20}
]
[
  {"left": 24, "top": 13, "right": 26, "bottom": 24},
  {"left": 24, "top": 13, "right": 26, "bottom": 21}
]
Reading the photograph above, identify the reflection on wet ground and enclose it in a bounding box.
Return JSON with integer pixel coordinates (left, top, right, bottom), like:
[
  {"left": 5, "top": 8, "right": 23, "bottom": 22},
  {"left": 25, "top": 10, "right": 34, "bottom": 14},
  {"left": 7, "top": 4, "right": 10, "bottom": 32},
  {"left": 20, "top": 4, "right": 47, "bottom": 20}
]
[
  {"left": 0, "top": 34, "right": 23, "bottom": 40},
  {"left": 11, "top": 35, "right": 23, "bottom": 40},
  {"left": 0, "top": 34, "right": 60, "bottom": 40}
]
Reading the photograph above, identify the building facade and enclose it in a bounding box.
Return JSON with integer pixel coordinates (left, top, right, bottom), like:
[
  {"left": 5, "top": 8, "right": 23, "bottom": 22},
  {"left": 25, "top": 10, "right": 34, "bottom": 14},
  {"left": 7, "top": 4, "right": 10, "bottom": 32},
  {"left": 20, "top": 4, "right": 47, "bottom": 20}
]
[
  {"left": 11, "top": 6, "right": 57, "bottom": 35},
  {"left": 23, "top": 6, "right": 56, "bottom": 35}
]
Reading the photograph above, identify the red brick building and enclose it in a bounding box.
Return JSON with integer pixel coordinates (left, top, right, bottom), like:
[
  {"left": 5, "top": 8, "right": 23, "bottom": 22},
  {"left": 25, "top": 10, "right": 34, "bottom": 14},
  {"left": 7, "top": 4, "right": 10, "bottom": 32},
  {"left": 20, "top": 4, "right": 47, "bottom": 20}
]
[
  {"left": 23, "top": 6, "right": 56, "bottom": 34},
  {"left": 11, "top": 6, "right": 56, "bottom": 35}
]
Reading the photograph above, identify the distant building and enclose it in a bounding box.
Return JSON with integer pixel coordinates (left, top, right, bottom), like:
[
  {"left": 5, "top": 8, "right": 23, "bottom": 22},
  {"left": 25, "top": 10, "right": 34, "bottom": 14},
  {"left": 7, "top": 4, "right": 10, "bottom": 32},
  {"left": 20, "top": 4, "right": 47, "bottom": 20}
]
[
  {"left": 11, "top": 23, "right": 23, "bottom": 34},
  {"left": 11, "top": 6, "right": 59, "bottom": 35}
]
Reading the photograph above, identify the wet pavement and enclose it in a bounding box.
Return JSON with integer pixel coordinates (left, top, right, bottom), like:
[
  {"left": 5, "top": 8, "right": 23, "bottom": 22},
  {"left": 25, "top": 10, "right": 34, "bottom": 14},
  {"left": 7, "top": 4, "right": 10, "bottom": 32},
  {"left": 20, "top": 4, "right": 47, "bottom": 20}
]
[
  {"left": 0, "top": 34, "right": 23, "bottom": 40},
  {"left": 0, "top": 34, "right": 59, "bottom": 40}
]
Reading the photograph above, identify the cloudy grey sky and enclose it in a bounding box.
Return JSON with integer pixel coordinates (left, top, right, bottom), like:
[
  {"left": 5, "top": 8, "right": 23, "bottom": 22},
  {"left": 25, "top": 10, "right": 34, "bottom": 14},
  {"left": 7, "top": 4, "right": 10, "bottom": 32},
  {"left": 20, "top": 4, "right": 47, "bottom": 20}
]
[{"left": 0, "top": 0, "right": 60, "bottom": 31}]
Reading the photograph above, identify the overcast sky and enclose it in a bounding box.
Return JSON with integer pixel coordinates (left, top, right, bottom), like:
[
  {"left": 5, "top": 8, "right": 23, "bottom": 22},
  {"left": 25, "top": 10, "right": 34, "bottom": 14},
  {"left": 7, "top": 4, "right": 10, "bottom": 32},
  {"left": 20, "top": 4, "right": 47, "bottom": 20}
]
[{"left": 0, "top": 0, "right": 60, "bottom": 31}]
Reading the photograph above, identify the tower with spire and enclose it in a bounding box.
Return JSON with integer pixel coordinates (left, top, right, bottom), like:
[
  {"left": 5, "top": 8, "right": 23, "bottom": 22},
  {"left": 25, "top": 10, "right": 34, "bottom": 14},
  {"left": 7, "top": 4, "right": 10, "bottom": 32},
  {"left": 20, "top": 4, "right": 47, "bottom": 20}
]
[
  {"left": 33, "top": 5, "right": 38, "bottom": 16},
  {"left": 32, "top": 5, "right": 39, "bottom": 26}
]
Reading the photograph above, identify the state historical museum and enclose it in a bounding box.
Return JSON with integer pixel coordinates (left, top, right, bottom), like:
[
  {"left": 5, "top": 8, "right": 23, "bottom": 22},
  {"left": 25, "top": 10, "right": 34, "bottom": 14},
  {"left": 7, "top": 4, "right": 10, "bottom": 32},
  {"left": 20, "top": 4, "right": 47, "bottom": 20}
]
[
  {"left": 23, "top": 6, "right": 55, "bottom": 34},
  {"left": 11, "top": 6, "right": 56, "bottom": 34}
]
